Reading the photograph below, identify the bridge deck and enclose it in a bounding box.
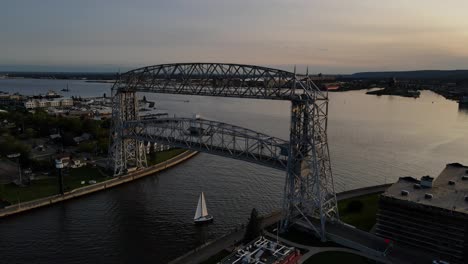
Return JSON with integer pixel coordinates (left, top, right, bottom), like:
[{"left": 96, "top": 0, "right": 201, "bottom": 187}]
[{"left": 124, "top": 117, "right": 289, "bottom": 170}]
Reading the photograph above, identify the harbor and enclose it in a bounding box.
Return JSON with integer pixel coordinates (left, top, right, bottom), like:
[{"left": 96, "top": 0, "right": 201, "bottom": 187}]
[{"left": 1, "top": 79, "right": 468, "bottom": 263}]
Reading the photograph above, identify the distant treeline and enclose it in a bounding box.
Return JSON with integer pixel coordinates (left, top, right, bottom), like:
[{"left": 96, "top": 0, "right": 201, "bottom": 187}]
[
  {"left": 1, "top": 72, "right": 118, "bottom": 80},
  {"left": 347, "top": 70, "right": 468, "bottom": 81}
]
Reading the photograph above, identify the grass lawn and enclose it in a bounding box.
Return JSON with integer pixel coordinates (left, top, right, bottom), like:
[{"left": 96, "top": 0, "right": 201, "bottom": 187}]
[
  {"left": 0, "top": 148, "right": 188, "bottom": 205},
  {"left": 279, "top": 228, "right": 340, "bottom": 247},
  {"left": 338, "top": 193, "right": 380, "bottom": 231},
  {"left": 275, "top": 193, "right": 380, "bottom": 247},
  {"left": 303, "top": 251, "right": 375, "bottom": 264},
  {"left": 147, "top": 148, "right": 187, "bottom": 166},
  {"left": 0, "top": 166, "right": 109, "bottom": 204}
]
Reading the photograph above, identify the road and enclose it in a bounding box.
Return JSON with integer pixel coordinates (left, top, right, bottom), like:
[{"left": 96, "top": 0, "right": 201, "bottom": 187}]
[{"left": 294, "top": 218, "right": 438, "bottom": 264}]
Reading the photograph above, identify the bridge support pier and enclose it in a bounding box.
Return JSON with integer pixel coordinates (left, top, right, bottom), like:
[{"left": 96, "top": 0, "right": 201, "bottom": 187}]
[
  {"left": 109, "top": 90, "right": 147, "bottom": 176},
  {"left": 282, "top": 87, "right": 339, "bottom": 241}
]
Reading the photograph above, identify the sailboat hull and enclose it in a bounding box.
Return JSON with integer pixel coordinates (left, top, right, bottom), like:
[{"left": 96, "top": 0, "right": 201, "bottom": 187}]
[{"left": 194, "top": 215, "right": 214, "bottom": 224}]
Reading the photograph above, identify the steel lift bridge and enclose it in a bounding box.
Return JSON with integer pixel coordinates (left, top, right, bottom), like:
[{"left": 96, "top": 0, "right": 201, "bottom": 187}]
[{"left": 108, "top": 63, "right": 339, "bottom": 240}]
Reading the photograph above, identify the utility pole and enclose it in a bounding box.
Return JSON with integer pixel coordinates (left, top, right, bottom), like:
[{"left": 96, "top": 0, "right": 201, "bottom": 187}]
[{"left": 55, "top": 159, "right": 64, "bottom": 195}]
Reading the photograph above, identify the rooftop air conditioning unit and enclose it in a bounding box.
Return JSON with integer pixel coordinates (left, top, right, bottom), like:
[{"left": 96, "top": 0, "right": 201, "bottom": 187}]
[{"left": 421, "top": 175, "right": 434, "bottom": 188}]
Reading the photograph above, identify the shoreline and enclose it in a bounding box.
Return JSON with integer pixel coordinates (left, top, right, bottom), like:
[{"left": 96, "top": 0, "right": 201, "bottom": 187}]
[{"left": 0, "top": 150, "right": 198, "bottom": 219}]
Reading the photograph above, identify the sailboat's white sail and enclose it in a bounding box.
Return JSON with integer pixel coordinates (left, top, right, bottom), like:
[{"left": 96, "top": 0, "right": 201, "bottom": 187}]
[
  {"left": 194, "top": 194, "right": 203, "bottom": 220},
  {"left": 201, "top": 192, "right": 208, "bottom": 217}
]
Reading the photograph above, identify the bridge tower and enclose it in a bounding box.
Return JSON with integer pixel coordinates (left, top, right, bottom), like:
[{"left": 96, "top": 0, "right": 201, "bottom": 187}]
[
  {"left": 282, "top": 76, "right": 339, "bottom": 241},
  {"left": 108, "top": 88, "right": 147, "bottom": 176},
  {"left": 107, "top": 63, "right": 339, "bottom": 240}
]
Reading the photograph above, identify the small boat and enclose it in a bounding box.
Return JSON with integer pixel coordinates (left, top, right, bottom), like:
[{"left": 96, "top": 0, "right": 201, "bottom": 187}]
[
  {"left": 194, "top": 192, "right": 213, "bottom": 224},
  {"left": 61, "top": 84, "right": 70, "bottom": 92}
]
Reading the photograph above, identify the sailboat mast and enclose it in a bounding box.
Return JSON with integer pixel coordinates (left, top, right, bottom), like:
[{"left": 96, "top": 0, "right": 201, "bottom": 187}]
[{"left": 201, "top": 192, "right": 205, "bottom": 216}]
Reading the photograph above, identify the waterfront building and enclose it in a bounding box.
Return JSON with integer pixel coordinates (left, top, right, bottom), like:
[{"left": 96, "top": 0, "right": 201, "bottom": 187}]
[
  {"left": 24, "top": 100, "right": 37, "bottom": 109},
  {"left": 219, "top": 236, "right": 301, "bottom": 264},
  {"left": 60, "top": 98, "right": 74, "bottom": 107},
  {"left": 0, "top": 93, "right": 26, "bottom": 106},
  {"left": 376, "top": 163, "right": 468, "bottom": 264},
  {"left": 48, "top": 100, "right": 60, "bottom": 107},
  {"left": 24, "top": 98, "right": 74, "bottom": 109}
]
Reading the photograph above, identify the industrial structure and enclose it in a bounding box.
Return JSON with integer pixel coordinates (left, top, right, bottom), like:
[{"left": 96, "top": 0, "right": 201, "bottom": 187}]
[
  {"left": 376, "top": 163, "right": 468, "bottom": 264},
  {"left": 108, "top": 63, "right": 338, "bottom": 240}
]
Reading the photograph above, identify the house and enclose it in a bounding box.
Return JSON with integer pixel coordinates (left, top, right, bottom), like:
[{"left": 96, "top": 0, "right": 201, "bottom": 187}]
[
  {"left": 24, "top": 100, "right": 38, "bottom": 109},
  {"left": 70, "top": 159, "right": 86, "bottom": 168},
  {"left": 56, "top": 154, "right": 71, "bottom": 167},
  {"left": 73, "top": 133, "right": 92, "bottom": 144},
  {"left": 50, "top": 133, "right": 61, "bottom": 140}
]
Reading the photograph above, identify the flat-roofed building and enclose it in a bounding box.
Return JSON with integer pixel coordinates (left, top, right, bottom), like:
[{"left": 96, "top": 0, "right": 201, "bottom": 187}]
[
  {"left": 38, "top": 100, "right": 48, "bottom": 108},
  {"left": 60, "top": 98, "right": 73, "bottom": 107},
  {"left": 0, "top": 93, "right": 26, "bottom": 106},
  {"left": 219, "top": 236, "right": 301, "bottom": 264},
  {"left": 24, "top": 100, "right": 38, "bottom": 109},
  {"left": 376, "top": 163, "right": 468, "bottom": 263},
  {"left": 48, "top": 100, "right": 60, "bottom": 107},
  {"left": 24, "top": 98, "right": 73, "bottom": 109}
]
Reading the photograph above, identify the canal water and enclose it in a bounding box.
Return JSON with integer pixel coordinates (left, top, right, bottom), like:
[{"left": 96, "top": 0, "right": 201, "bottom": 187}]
[{"left": 1, "top": 79, "right": 468, "bottom": 263}]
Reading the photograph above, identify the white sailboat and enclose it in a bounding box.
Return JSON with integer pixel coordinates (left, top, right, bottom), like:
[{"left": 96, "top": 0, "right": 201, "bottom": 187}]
[{"left": 194, "top": 192, "right": 213, "bottom": 224}]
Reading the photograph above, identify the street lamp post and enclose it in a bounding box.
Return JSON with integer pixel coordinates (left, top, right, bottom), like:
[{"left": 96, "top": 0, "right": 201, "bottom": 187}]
[{"left": 55, "top": 159, "right": 64, "bottom": 195}]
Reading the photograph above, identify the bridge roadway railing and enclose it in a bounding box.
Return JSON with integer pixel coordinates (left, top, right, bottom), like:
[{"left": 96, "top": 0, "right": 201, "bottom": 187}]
[{"left": 123, "top": 117, "right": 289, "bottom": 171}]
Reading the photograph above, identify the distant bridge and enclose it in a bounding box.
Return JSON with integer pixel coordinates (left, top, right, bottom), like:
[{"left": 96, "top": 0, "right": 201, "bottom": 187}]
[{"left": 109, "top": 62, "right": 337, "bottom": 240}]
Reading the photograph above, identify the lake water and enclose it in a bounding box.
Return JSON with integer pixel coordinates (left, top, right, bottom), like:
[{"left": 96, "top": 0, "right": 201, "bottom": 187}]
[{"left": 0, "top": 79, "right": 467, "bottom": 263}]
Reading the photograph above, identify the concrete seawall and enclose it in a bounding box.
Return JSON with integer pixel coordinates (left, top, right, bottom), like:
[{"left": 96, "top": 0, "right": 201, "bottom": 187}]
[
  {"left": 336, "top": 183, "right": 392, "bottom": 201},
  {"left": 0, "top": 150, "right": 198, "bottom": 218}
]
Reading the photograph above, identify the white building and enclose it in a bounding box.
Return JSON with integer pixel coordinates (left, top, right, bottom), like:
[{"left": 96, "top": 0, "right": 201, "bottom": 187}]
[
  {"left": 60, "top": 98, "right": 73, "bottom": 107},
  {"left": 24, "top": 100, "right": 37, "bottom": 109},
  {"left": 24, "top": 98, "right": 74, "bottom": 109},
  {"left": 49, "top": 100, "right": 60, "bottom": 107},
  {"left": 39, "top": 100, "right": 49, "bottom": 108}
]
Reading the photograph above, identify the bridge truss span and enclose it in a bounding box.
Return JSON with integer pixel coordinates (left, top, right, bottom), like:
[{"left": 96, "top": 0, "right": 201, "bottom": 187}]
[
  {"left": 125, "top": 118, "right": 289, "bottom": 170},
  {"left": 108, "top": 62, "right": 338, "bottom": 240},
  {"left": 116, "top": 63, "right": 327, "bottom": 101}
]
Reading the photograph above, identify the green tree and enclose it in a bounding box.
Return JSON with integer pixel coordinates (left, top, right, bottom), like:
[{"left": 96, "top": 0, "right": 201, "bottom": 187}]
[
  {"left": 0, "top": 135, "right": 31, "bottom": 165},
  {"left": 244, "top": 208, "right": 262, "bottom": 242},
  {"left": 23, "top": 128, "right": 36, "bottom": 139},
  {"left": 62, "top": 132, "right": 76, "bottom": 146},
  {"left": 97, "top": 138, "right": 109, "bottom": 154},
  {"left": 77, "top": 141, "right": 95, "bottom": 153},
  {"left": 82, "top": 119, "right": 99, "bottom": 137}
]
